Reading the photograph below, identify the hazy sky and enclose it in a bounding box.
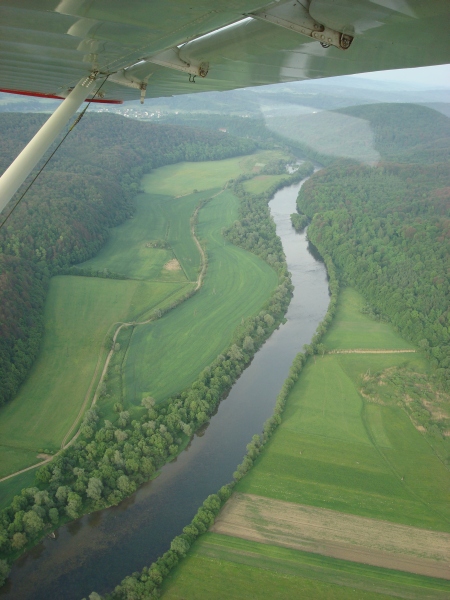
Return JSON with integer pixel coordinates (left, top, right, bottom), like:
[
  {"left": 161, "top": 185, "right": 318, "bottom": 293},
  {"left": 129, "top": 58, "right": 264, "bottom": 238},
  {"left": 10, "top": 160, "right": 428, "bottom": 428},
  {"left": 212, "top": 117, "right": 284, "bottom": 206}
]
[{"left": 351, "top": 63, "right": 450, "bottom": 88}]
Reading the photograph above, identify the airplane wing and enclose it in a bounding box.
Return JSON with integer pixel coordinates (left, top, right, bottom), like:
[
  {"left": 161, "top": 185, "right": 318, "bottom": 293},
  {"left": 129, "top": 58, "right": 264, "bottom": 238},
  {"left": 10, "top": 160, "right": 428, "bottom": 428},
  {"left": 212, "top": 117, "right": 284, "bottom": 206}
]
[
  {"left": 0, "top": 0, "right": 449, "bottom": 211},
  {"left": 1, "top": 0, "right": 449, "bottom": 103}
]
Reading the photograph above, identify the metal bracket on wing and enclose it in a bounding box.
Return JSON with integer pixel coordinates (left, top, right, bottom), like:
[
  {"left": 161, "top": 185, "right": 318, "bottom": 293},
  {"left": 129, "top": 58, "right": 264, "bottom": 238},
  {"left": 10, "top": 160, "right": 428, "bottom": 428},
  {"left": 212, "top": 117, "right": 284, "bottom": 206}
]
[
  {"left": 249, "top": 1, "right": 353, "bottom": 50},
  {"left": 145, "top": 47, "right": 209, "bottom": 79},
  {"left": 108, "top": 47, "right": 209, "bottom": 102},
  {"left": 108, "top": 70, "right": 152, "bottom": 104}
]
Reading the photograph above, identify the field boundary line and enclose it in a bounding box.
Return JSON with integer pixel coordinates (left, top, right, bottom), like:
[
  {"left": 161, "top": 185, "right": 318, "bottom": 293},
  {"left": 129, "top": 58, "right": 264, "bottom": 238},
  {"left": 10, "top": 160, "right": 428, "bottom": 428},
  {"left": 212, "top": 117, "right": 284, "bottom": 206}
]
[{"left": 170, "top": 246, "right": 191, "bottom": 282}]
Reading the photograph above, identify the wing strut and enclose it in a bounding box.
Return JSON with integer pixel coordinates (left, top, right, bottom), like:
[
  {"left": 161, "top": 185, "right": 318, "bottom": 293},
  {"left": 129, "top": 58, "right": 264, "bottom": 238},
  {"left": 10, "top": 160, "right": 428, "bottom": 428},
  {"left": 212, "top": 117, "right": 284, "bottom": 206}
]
[{"left": 0, "top": 73, "right": 98, "bottom": 215}]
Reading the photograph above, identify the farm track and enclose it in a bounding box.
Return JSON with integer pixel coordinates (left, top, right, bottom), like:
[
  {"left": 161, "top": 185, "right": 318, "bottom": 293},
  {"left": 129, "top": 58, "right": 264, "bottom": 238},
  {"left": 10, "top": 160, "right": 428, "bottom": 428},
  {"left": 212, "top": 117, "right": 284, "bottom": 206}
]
[{"left": 0, "top": 193, "right": 221, "bottom": 484}]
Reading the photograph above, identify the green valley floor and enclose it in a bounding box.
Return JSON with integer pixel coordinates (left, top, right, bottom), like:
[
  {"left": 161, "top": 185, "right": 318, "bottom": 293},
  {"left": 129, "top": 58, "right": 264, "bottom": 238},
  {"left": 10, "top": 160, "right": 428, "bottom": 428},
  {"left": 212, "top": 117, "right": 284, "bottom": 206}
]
[
  {"left": 0, "top": 151, "right": 286, "bottom": 501},
  {"left": 160, "top": 288, "right": 450, "bottom": 599}
]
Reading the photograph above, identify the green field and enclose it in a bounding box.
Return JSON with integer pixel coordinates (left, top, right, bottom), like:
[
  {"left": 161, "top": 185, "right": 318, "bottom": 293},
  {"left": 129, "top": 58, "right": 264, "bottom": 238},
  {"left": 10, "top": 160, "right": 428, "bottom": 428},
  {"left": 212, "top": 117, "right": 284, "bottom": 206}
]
[
  {"left": 243, "top": 174, "right": 287, "bottom": 195},
  {"left": 324, "top": 288, "right": 415, "bottom": 350},
  {"left": 80, "top": 189, "right": 215, "bottom": 282},
  {"left": 161, "top": 534, "right": 450, "bottom": 600},
  {"left": 123, "top": 190, "right": 277, "bottom": 403},
  {"left": 141, "top": 150, "right": 290, "bottom": 197},
  {"left": 0, "top": 277, "right": 189, "bottom": 475},
  {"left": 237, "top": 288, "right": 450, "bottom": 530},
  {"left": 0, "top": 151, "right": 281, "bottom": 496},
  {"left": 237, "top": 352, "right": 450, "bottom": 530}
]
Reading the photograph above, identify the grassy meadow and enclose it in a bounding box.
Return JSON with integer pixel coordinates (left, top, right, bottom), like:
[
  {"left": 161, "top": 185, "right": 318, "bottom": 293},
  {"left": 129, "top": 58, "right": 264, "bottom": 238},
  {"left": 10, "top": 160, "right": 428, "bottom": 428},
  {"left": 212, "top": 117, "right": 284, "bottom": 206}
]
[
  {"left": 243, "top": 174, "right": 287, "bottom": 195},
  {"left": 80, "top": 188, "right": 216, "bottom": 282},
  {"left": 0, "top": 277, "right": 189, "bottom": 474},
  {"left": 0, "top": 149, "right": 284, "bottom": 494},
  {"left": 123, "top": 190, "right": 277, "bottom": 404},
  {"left": 141, "top": 150, "right": 290, "bottom": 197},
  {"left": 161, "top": 534, "right": 450, "bottom": 600},
  {"left": 237, "top": 288, "right": 450, "bottom": 530},
  {"left": 324, "top": 288, "right": 415, "bottom": 350}
]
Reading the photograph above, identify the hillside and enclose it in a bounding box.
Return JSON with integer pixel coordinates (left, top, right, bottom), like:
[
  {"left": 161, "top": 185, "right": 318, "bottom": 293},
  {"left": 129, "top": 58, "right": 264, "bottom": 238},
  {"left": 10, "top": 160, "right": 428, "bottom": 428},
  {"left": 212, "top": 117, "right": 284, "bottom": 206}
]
[
  {"left": 297, "top": 104, "right": 450, "bottom": 388},
  {"left": 0, "top": 113, "right": 256, "bottom": 407},
  {"left": 339, "top": 103, "right": 450, "bottom": 163}
]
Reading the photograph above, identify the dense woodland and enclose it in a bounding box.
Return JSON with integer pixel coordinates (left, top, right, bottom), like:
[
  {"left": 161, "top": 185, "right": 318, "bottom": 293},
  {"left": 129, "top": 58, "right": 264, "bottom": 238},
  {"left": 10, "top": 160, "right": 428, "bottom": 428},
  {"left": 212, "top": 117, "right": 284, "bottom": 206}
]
[
  {"left": 224, "top": 160, "right": 314, "bottom": 267},
  {"left": 0, "top": 113, "right": 256, "bottom": 407},
  {"left": 298, "top": 104, "right": 450, "bottom": 389}
]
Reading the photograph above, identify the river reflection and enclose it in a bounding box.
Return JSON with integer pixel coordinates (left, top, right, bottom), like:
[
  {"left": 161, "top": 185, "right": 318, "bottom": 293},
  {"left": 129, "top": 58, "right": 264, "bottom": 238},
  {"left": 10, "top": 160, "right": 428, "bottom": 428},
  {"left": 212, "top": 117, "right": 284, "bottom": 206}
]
[{"left": 1, "top": 178, "right": 330, "bottom": 600}]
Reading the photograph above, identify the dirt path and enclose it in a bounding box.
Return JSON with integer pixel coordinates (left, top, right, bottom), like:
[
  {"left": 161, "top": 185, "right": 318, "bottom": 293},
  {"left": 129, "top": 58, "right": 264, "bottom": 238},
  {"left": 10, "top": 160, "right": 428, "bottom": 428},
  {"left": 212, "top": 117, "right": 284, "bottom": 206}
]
[
  {"left": 62, "top": 191, "right": 216, "bottom": 447},
  {"left": 330, "top": 349, "right": 416, "bottom": 354},
  {"left": 211, "top": 493, "right": 450, "bottom": 580},
  {"left": 1, "top": 192, "right": 219, "bottom": 485}
]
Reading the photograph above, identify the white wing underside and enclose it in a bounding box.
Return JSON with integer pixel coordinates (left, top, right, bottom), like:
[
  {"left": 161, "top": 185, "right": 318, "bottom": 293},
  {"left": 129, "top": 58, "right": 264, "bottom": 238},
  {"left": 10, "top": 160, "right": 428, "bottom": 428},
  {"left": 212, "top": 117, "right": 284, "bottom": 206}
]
[{"left": 0, "top": 0, "right": 449, "bottom": 103}]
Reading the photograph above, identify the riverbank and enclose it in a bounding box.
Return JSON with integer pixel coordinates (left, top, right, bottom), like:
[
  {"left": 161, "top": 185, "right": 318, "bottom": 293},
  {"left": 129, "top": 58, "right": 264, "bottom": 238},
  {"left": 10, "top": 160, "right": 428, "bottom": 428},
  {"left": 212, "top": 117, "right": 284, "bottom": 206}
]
[
  {"left": 159, "top": 286, "right": 450, "bottom": 599},
  {"left": 0, "top": 170, "right": 330, "bottom": 599}
]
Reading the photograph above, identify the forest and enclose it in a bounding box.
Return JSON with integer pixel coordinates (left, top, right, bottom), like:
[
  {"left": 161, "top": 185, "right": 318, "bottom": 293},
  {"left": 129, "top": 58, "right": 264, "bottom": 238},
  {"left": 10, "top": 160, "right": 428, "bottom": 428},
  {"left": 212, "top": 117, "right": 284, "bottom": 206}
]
[
  {"left": 298, "top": 104, "right": 450, "bottom": 390},
  {"left": 0, "top": 113, "right": 256, "bottom": 407}
]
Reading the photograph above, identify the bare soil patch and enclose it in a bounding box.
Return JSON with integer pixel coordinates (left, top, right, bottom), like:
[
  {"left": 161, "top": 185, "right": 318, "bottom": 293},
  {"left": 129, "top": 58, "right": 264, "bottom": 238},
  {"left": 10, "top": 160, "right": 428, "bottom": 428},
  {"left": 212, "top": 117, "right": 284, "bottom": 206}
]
[
  {"left": 211, "top": 493, "right": 450, "bottom": 580},
  {"left": 164, "top": 258, "right": 181, "bottom": 271}
]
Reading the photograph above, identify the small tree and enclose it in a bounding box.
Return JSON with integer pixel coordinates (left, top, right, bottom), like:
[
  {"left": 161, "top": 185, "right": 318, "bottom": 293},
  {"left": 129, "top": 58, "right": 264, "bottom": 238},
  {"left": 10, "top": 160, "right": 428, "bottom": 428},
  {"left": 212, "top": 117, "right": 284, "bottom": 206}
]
[
  {"left": 243, "top": 336, "right": 254, "bottom": 352},
  {"left": 48, "top": 508, "right": 59, "bottom": 525},
  {"left": 264, "top": 314, "right": 274, "bottom": 327},
  {"left": 65, "top": 492, "right": 82, "bottom": 520},
  {"left": 170, "top": 536, "right": 190, "bottom": 557},
  {"left": 23, "top": 511, "right": 44, "bottom": 537},
  {"left": 141, "top": 396, "right": 155, "bottom": 410},
  {"left": 86, "top": 478, "right": 103, "bottom": 502},
  {"left": 11, "top": 532, "right": 27, "bottom": 550},
  {"left": 55, "top": 486, "right": 70, "bottom": 504},
  {"left": 316, "top": 343, "right": 326, "bottom": 357}
]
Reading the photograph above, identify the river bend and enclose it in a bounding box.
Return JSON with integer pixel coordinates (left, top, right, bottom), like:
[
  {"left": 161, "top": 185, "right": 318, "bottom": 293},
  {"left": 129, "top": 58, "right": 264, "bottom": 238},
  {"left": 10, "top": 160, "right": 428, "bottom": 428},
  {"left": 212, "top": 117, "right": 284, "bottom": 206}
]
[{"left": 1, "top": 178, "right": 329, "bottom": 599}]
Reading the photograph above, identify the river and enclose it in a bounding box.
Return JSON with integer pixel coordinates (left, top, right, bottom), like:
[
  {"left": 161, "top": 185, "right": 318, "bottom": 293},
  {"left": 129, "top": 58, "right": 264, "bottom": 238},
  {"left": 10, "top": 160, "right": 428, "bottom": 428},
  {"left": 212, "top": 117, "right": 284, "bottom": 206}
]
[{"left": 1, "top": 177, "right": 330, "bottom": 599}]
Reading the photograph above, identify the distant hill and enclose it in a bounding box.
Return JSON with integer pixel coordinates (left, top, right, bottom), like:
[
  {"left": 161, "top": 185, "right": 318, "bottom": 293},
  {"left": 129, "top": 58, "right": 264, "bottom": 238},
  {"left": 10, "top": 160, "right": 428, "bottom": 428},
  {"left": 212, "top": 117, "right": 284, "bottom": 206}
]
[
  {"left": 297, "top": 101, "right": 450, "bottom": 387},
  {"left": 339, "top": 103, "right": 450, "bottom": 163},
  {"left": 0, "top": 113, "right": 256, "bottom": 408}
]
